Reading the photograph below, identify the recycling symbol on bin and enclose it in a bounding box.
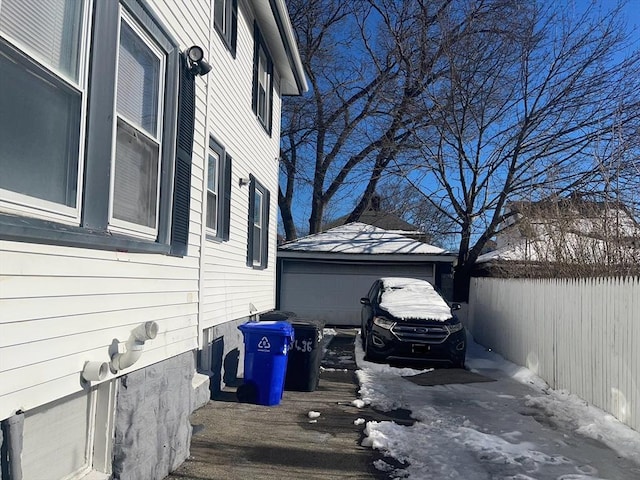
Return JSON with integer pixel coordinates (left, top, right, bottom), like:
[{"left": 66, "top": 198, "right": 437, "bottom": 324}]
[{"left": 257, "top": 336, "right": 271, "bottom": 351}]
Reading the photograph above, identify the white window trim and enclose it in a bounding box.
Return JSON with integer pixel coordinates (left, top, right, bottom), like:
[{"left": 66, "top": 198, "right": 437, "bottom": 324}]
[
  {"left": 206, "top": 150, "right": 220, "bottom": 236},
  {"left": 107, "top": 7, "right": 166, "bottom": 240},
  {"left": 257, "top": 48, "right": 270, "bottom": 123},
  {"left": 253, "top": 189, "right": 263, "bottom": 266},
  {"left": 0, "top": 0, "right": 92, "bottom": 225}
]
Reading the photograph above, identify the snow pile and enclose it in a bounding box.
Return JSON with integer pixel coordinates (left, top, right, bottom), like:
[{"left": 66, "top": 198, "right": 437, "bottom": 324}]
[
  {"left": 354, "top": 331, "right": 640, "bottom": 479},
  {"left": 379, "top": 277, "right": 452, "bottom": 321},
  {"left": 525, "top": 392, "right": 640, "bottom": 466}
]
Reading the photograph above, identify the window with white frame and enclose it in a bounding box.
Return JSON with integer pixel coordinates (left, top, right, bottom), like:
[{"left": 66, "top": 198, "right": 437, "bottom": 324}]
[
  {"left": 252, "top": 23, "right": 273, "bottom": 134},
  {"left": 213, "top": 0, "right": 237, "bottom": 55},
  {"left": 206, "top": 150, "right": 220, "bottom": 233},
  {"left": 206, "top": 136, "right": 232, "bottom": 240},
  {"left": 247, "top": 175, "right": 269, "bottom": 268},
  {"left": 0, "top": 0, "right": 195, "bottom": 255},
  {"left": 0, "top": 0, "right": 88, "bottom": 219},
  {"left": 110, "top": 14, "right": 165, "bottom": 238}
]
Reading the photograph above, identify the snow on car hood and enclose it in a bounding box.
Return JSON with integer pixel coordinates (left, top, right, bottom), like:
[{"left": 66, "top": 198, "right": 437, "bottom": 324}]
[{"left": 379, "top": 277, "right": 452, "bottom": 321}]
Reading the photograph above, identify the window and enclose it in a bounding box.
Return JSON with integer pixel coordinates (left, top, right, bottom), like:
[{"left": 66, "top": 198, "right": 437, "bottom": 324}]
[
  {"left": 110, "top": 14, "right": 165, "bottom": 238},
  {"left": 0, "top": 0, "right": 87, "bottom": 218},
  {"left": 252, "top": 23, "right": 273, "bottom": 134},
  {"left": 246, "top": 175, "right": 269, "bottom": 268},
  {"left": 206, "top": 137, "right": 232, "bottom": 240},
  {"left": 213, "top": 0, "right": 237, "bottom": 56},
  {"left": 0, "top": 0, "right": 196, "bottom": 255}
]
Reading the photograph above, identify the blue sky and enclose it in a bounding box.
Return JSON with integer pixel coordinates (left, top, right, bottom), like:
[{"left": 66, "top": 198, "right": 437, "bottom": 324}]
[{"left": 281, "top": 0, "right": 640, "bottom": 237}]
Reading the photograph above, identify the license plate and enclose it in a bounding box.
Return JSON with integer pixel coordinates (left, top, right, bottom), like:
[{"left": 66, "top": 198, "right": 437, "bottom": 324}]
[{"left": 412, "top": 344, "right": 430, "bottom": 354}]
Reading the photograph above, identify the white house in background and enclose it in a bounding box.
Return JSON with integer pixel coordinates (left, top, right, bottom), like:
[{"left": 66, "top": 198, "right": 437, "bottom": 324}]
[
  {"left": 0, "top": 0, "right": 306, "bottom": 478},
  {"left": 476, "top": 195, "right": 640, "bottom": 266},
  {"left": 277, "top": 223, "right": 456, "bottom": 326}
]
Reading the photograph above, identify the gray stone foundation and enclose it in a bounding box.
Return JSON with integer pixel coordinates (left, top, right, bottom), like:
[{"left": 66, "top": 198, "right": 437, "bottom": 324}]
[
  {"left": 202, "top": 318, "right": 247, "bottom": 396},
  {"left": 113, "top": 351, "right": 208, "bottom": 480}
]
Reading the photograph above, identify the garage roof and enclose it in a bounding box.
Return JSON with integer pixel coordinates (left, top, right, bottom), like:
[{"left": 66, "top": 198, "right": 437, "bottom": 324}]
[{"left": 278, "top": 223, "right": 454, "bottom": 261}]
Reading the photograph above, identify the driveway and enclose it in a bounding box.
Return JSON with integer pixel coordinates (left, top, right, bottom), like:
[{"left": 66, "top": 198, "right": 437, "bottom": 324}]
[
  {"left": 167, "top": 328, "right": 640, "bottom": 479},
  {"left": 166, "top": 329, "right": 387, "bottom": 480}
]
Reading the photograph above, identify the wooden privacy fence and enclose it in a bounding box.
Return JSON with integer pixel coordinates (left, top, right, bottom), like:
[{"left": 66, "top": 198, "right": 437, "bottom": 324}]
[{"left": 468, "top": 276, "right": 640, "bottom": 432}]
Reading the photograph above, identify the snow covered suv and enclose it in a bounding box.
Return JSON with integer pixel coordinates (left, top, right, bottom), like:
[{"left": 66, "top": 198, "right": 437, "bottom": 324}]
[{"left": 360, "top": 277, "right": 466, "bottom": 367}]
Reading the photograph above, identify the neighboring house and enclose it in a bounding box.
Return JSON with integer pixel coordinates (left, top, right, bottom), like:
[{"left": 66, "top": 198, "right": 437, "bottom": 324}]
[
  {"left": 476, "top": 195, "right": 640, "bottom": 268},
  {"left": 277, "top": 223, "right": 456, "bottom": 326},
  {"left": 325, "top": 194, "right": 433, "bottom": 243},
  {"left": 0, "top": 1, "right": 306, "bottom": 479}
]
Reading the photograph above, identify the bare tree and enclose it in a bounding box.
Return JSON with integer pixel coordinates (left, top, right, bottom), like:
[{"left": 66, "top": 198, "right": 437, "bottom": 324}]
[
  {"left": 280, "top": 0, "right": 480, "bottom": 239},
  {"left": 281, "top": 0, "right": 640, "bottom": 299},
  {"left": 375, "top": 181, "right": 459, "bottom": 249},
  {"left": 390, "top": 0, "right": 640, "bottom": 299}
]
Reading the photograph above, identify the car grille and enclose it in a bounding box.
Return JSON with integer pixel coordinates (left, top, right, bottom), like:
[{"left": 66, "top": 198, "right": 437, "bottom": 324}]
[{"left": 391, "top": 323, "right": 450, "bottom": 344}]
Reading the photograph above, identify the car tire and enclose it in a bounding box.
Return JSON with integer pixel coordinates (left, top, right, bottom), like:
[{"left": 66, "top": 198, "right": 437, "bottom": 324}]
[
  {"left": 452, "top": 358, "right": 466, "bottom": 369},
  {"left": 364, "top": 331, "right": 377, "bottom": 361}
]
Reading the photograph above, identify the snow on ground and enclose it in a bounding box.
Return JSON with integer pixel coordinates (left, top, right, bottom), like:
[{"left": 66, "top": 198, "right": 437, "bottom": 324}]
[{"left": 354, "top": 331, "right": 640, "bottom": 480}]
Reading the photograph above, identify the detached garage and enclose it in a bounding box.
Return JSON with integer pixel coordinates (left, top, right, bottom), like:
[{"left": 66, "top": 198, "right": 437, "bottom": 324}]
[{"left": 276, "top": 223, "right": 456, "bottom": 326}]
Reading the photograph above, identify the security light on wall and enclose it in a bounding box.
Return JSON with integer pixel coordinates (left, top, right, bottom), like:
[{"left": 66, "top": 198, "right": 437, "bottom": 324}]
[
  {"left": 184, "top": 45, "right": 212, "bottom": 76},
  {"left": 239, "top": 177, "right": 251, "bottom": 187}
]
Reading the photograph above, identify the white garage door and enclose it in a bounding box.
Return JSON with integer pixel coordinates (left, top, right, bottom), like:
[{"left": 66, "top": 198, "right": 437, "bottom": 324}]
[{"left": 279, "top": 261, "right": 435, "bottom": 326}]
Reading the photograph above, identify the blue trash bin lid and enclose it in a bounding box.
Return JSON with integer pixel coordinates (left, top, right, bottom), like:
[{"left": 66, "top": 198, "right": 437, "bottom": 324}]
[{"left": 238, "top": 320, "right": 294, "bottom": 336}]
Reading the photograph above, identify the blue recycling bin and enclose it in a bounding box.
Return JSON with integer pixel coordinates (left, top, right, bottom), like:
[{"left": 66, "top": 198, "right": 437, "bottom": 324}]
[{"left": 237, "top": 321, "right": 294, "bottom": 406}]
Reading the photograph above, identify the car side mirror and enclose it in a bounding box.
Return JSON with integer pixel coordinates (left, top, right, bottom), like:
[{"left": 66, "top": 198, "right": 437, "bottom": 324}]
[
  {"left": 360, "top": 297, "right": 371, "bottom": 305},
  {"left": 451, "top": 303, "right": 461, "bottom": 311}
]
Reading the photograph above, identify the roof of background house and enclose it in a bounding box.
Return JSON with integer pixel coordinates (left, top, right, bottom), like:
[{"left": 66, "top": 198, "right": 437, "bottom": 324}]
[
  {"left": 507, "top": 193, "right": 637, "bottom": 221},
  {"left": 322, "top": 194, "right": 431, "bottom": 242}
]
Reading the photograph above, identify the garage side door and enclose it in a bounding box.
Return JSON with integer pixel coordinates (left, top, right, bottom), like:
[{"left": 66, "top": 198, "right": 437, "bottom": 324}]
[{"left": 279, "top": 261, "right": 434, "bottom": 326}]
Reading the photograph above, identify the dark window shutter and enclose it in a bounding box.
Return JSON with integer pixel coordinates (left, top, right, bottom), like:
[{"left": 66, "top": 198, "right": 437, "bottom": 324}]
[
  {"left": 230, "top": 0, "right": 238, "bottom": 57},
  {"left": 170, "top": 56, "right": 195, "bottom": 256},
  {"left": 262, "top": 189, "right": 270, "bottom": 268},
  {"left": 246, "top": 175, "right": 256, "bottom": 266},
  {"left": 220, "top": 154, "right": 232, "bottom": 241}
]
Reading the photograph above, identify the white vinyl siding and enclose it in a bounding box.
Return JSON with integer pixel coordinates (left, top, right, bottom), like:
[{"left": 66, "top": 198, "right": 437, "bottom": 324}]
[
  {"left": 200, "top": 2, "right": 282, "bottom": 331},
  {"left": 0, "top": 0, "right": 209, "bottom": 423},
  {"left": 0, "top": 240, "right": 200, "bottom": 419},
  {"left": 21, "top": 390, "right": 94, "bottom": 480}
]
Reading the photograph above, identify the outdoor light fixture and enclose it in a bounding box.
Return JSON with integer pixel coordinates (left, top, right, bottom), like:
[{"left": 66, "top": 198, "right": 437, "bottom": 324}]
[{"left": 184, "top": 45, "right": 212, "bottom": 76}]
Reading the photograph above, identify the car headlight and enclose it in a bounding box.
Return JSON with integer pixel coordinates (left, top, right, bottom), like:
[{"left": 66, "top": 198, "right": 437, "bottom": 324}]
[
  {"left": 373, "top": 316, "right": 395, "bottom": 330},
  {"left": 447, "top": 322, "right": 464, "bottom": 334}
]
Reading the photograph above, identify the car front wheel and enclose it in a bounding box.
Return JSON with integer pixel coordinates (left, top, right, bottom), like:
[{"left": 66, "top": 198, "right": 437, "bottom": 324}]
[{"left": 363, "top": 330, "right": 378, "bottom": 361}]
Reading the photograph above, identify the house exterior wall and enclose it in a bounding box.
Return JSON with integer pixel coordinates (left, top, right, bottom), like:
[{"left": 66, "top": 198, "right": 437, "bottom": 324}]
[
  {"left": 200, "top": 0, "right": 282, "bottom": 332},
  {"left": 0, "top": 0, "right": 209, "bottom": 422},
  {"left": 468, "top": 276, "right": 640, "bottom": 432},
  {"left": 0, "top": 0, "right": 302, "bottom": 477},
  {"left": 197, "top": 1, "right": 285, "bottom": 390}
]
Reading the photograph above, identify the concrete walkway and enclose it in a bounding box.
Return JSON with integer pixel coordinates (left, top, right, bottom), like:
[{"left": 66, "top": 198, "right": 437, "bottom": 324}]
[{"left": 166, "top": 329, "right": 387, "bottom": 480}]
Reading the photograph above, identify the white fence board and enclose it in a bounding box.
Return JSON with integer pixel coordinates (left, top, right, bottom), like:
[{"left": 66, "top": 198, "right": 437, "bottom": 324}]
[{"left": 469, "top": 277, "right": 640, "bottom": 432}]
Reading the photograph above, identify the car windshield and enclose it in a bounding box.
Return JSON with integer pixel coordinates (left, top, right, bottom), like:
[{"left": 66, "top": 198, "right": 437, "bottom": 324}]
[{"left": 378, "top": 277, "right": 452, "bottom": 321}]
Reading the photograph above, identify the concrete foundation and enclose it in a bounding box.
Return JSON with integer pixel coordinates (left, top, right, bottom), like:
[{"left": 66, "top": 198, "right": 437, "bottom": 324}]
[{"left": 112, "top": 351, "right": 208, "bottom": 480}]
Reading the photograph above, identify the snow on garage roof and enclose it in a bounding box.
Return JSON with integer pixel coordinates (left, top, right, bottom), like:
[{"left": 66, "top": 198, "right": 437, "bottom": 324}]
[{"left": 278, "top": 222, "right": 447, "bottom": 255}]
